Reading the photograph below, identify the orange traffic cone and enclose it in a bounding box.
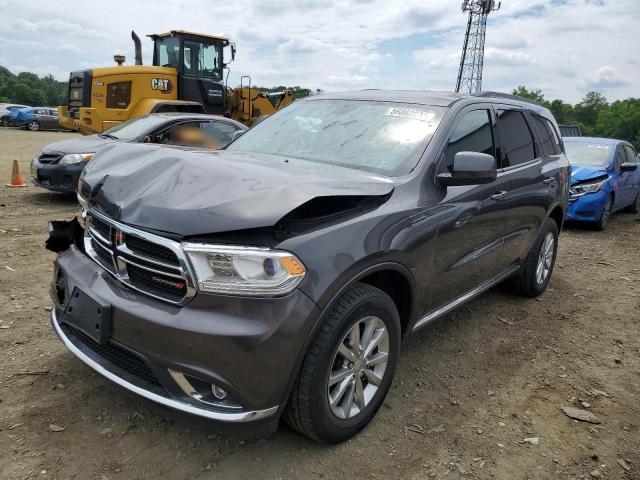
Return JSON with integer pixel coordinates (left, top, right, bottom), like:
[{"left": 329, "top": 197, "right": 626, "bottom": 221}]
[{"left": 6, "top": 160, "right": 27, "bottom": 188}]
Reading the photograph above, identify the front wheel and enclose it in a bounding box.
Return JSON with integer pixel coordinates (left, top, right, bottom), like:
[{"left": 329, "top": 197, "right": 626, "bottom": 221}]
[
  {"left": 508, "top": 218, "right": 559, "bottom": 298},
  {"left": 595, "top": 196, "right": 613, "bottom": 230},
  {"left": 285, "top": 284, "right": 401, "bottom": 443},
  {"left": 0, "top": 116, "right": 9, "bottom": 127},
  {"left": 28, "top": 121, "right": 40, "bottom": 131}
]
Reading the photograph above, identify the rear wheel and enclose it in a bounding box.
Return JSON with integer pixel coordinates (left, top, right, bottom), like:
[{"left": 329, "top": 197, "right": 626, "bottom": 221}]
[
  {"left": 508, "top": 218, "right": 559, "bottom": 298},
  {"left": 28, "top": 121, "right": 40, "bottom": 132},
  {"left": 285, "top": 284, "right": 400, "bottom": 443},
  {"left": 596, "top": 196, "right": 613, "bottom": 230}
]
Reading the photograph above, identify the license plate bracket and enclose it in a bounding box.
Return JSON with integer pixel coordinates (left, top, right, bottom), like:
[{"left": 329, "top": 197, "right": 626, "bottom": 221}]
[{"left": 62, "top": 287, "right": 112, "bottom": 344}]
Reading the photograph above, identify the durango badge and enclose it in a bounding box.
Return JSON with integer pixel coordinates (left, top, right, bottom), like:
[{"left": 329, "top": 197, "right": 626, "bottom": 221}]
[{"left": 151, "top": 78, "right": 173, "bottom": 94}]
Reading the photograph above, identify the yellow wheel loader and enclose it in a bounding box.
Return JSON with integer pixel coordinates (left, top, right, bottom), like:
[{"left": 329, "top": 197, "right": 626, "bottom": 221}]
[{"left": 59, "top": 30, "right": 293, "bottom": 134}]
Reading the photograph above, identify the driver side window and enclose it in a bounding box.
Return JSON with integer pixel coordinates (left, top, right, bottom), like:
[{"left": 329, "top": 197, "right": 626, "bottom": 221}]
[{"left": 440, "top": 109, "right": 494, "bottom": 173}]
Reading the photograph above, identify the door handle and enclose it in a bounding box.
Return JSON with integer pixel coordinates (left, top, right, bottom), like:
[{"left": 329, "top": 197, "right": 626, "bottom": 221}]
[
  {"left": 490, "top": 191, "right": 507, "bottom": 201},
  {"left": 543, "top": 177, "right": 556, "bottom": 185}
]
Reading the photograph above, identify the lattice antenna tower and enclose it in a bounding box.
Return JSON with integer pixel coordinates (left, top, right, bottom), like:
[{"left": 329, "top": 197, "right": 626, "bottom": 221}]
[{"left": 455, "top": 0, "right": 501, "bottom": 93}]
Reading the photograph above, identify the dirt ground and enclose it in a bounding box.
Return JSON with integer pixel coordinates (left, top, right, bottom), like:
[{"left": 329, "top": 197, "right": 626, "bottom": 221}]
[{"left": 0, "top": 128, "right": 638, "bottom": 480}]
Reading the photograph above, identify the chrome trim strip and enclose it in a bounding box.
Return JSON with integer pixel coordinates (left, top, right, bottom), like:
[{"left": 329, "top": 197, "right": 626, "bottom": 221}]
[
  {"left": 120, "top": 256, "right": 185, "bottom": 280},
  {"left": 88, "top": 227, "right": 110, "bottom": 246},
  {"left": 51, "top": 310, "right": 279, "bottom": 422},
  {"left": 412, "top": 264, "right": 520, "bottom": 332},
  {"left": 116, "top": 244, "right": 183, "bottom": 272}
]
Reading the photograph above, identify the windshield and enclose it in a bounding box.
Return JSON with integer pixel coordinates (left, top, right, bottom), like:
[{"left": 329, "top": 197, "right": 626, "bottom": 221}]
[
  {"left": 101, "top": 115, "right": 167, "bottom": 141},
  {"left": 227, "top": 99, "right": 447, "bottom": 175},
  {"left": 564, "top": 142, "right": 612, "bottom": 167}
]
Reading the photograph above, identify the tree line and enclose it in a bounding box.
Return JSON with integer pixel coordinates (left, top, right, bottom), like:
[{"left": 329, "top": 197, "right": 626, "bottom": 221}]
[
  {"left": 0, "top": 66, "right": 68, "bottom": 107},
  {"left": 513, "top": 86, "right": 640, "bottom": 148}
]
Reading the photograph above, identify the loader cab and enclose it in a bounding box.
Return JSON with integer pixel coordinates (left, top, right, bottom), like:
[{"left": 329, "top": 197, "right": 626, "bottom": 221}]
[{"left": 149, "top": 30, "right": 231, "bottom": 115}]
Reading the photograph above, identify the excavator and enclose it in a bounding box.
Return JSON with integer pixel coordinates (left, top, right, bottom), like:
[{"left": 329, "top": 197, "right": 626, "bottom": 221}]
[{"left": 58, "top": 30, "right": 293, "bottom": 134}]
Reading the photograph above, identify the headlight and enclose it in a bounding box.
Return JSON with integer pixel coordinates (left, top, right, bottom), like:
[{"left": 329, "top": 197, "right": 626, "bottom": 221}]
[
  {"left": 571, "top": 178, "right": 606, "bottom": 196},
  {"left": 59, "top": 153, "right": 94, "bottom": 165},
  {"left": 182, "top": 243, "right": 306, "bottom": 296}
]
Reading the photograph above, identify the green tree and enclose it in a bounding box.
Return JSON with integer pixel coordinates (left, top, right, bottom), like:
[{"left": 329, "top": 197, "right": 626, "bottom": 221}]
[
  {"left": 0, "top": 65, "right": 67, "bottom": 106},
  {"left": 596, "top": 99, "right": 640, "bottom": 149},
  {"left": 573, "top": 91, "right": 608, "bottom": 135},
  {"left": 512, "top": 85, "right": 549, "bottom": 106}
]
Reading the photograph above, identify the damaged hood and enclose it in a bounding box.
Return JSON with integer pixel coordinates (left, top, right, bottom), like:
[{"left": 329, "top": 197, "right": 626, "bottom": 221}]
[
  {"left": 570, "top": 165, "right": 609, "bottom": 184},
  {"left": 82, "top": 143, "right": 395, "bottom": 236},
  {"left": 43, "top": 134, "right": 117, "bottom": 155}
]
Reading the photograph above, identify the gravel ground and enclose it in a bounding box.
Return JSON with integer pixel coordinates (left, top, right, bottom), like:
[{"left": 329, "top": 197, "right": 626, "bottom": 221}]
[{"left": 1, "top": 128, "right": 639, "bottom": 480}]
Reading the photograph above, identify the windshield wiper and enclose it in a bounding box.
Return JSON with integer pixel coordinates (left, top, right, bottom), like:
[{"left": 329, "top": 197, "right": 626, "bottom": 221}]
[{"left": 99, "top": 133, "right": 118, "bottom": 140}]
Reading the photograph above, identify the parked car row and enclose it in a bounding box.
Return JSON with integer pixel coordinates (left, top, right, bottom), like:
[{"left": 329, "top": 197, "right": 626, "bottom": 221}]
[{"left": 37, "top": 89, "right": 640, "bottom": 444}]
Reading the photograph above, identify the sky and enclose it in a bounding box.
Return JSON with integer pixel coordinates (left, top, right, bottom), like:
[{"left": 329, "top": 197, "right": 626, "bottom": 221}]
[{"left": 0, "top": 0, "right": 638, "bottom": 103}]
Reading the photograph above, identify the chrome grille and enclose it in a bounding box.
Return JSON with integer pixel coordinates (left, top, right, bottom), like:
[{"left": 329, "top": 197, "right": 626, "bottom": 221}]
[{"left": 84, "top": 211, "right": 194, "bottom": 305}]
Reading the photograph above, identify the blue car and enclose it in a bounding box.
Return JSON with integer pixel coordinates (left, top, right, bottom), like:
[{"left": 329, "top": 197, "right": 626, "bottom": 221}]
[
  {"left": 565, "top": 137, "right": 640, "bottom": 230},
  {"left": 9, "top": 106, "right": 61, "bottom": 131}
]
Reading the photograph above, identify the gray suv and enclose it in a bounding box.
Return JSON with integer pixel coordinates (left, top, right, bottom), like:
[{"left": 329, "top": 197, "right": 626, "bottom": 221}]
[{"left": 48, "top": 90, "right": 569, "bottom": 443}]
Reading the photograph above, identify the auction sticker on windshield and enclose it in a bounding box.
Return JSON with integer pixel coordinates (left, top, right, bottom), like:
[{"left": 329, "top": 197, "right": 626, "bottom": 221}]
[{"left": 385, "top": 107, "right": 436, "bottom": 123}]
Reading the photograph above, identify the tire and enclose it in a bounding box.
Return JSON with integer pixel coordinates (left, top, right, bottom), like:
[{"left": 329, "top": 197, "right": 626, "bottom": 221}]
[
  {"left": 28, "top": 121, "right": 40, "bottom": 131},
  {"left": 0, "top": 116, "right": 9, "bottom": 127},
  {"left": 508, "top": 218, "right": 559, "bottom": 298},
  {"left": 624, "top": 192, "right": 639, "bottom": 214},
  {"left": 595, "top": 195, "right": 613, "bottom": 231},
  {"left": 285, "top": 283, "right": 401, "bottom": 443}
]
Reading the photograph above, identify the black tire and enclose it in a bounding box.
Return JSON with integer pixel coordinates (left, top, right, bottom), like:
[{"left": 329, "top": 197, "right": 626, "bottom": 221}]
[
  {"left": 285, "top": 283, "right": 401, "bottom": 443},
  {"left": 624, "top": 192, "right": 639, "bottom": 214},
  {"left": 508, "top": 218, "right": 559, "bottom": 298},
  {"left": 595, "top": 195, "right": 613, "bottom": 231},
  {"left": 0, "top": 116, "right": 9, "bottom": 127},
  {"left": 28, "top": 120, "right": 40, "bottom": 132}
]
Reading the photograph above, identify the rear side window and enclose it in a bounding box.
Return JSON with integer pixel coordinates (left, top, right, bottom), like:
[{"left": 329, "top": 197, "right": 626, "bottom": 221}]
[
  {"left": 614, "top": 146, "right": 626, "bottom": 170},
  {"left": 624, "top": 145, "right": 637, "bottom": 163},
  {"left": 531, "top": 115, "right": 562, "bottom": 155},
  {"left": 496, "top": 110, "right": 536, "bottom": 167},
  {"left": 205, "top": 121, "right": 240, "bottom": 147},
  {"left": 440, "top": 109, "right": 494, "bottom": 173}
]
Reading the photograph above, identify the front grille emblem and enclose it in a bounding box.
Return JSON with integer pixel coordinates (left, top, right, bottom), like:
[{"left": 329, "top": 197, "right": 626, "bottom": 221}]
[{"left": 114, "top": 229, "right": 124, "bottom": 246}]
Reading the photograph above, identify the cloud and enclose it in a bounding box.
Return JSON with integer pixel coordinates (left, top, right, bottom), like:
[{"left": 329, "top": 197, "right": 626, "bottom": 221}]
[{"left": 584, "top": 66, "right": 629, "bottom": 90}]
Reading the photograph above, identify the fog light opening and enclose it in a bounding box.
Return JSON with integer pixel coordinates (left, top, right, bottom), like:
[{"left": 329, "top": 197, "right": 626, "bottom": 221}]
[{"left": 211, "top": 384, "right": 227, "bottom": 400}]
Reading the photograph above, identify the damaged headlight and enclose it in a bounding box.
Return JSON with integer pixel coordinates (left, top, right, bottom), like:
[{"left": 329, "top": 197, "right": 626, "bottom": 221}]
[
  {"left": 59, "top": 153, "right": 94, "bottom": 165},
  {"left": 182, "top": 243, "right": 306, "bottom": 296},
  {"left": 571, "top": 178, "right": 607, "bottom": 196}
]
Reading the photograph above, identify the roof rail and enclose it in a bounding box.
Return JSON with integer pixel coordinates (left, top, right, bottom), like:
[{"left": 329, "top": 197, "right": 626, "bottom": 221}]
[{"left": 473, "top": 91, "right": 542, "bottom": 106}]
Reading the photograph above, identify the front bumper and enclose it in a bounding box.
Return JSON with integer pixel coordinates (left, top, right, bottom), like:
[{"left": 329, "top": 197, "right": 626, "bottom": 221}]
[
  {"left": 31, "top": 159, "right": 86, "bottom": 193},
  {"left": 567, "top": 189, "right": 608, "bottom": 222},
  {"left": 51, "top": 246, "right": 320, "bottom": 422}
]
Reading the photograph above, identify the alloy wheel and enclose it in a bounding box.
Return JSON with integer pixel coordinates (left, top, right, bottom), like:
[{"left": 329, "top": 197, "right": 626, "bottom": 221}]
[
  {"left": 327, "top": 316, "right": 389, "bottom": 420},
  {"left": 535, "top": 232, "right": 555, "bottom": 286},
  {"left": 28, "top": 121, "right": 39, "bottom": 131}
]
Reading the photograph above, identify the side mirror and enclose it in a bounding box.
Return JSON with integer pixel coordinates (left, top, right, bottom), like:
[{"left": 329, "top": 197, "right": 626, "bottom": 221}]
[
  {"left": 230, "top": 43, "right": 236, "bottom": 62},
  {"left": 231, "top": 130, "right": 245, "bottom": 142},
  {"left": 437, "top": 151, "right": 497, "bottom": 186},
  {"left": 620, "top": 162, "right": 638, "bottom": 172}
]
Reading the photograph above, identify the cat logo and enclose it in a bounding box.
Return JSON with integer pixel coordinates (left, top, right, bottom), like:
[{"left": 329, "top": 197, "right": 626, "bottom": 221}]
[{"left": 151, "top": 78, "right": 174, "bottom": 94}]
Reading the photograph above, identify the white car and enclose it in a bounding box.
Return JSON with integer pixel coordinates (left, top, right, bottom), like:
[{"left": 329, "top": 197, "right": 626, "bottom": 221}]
[{"left": 0, "top": 103, "right": 29, "bottom": 126}]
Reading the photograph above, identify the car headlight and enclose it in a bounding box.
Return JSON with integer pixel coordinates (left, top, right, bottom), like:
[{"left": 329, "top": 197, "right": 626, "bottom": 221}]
[
  {"left": 59, "top": 153, "right": 94, "bottom": 165},
  {"left": 571, "top": 178, "right": 607, "bottom": 196},
  {"left": 182, "top": 243, "right": 306, "bottom": 296}
]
